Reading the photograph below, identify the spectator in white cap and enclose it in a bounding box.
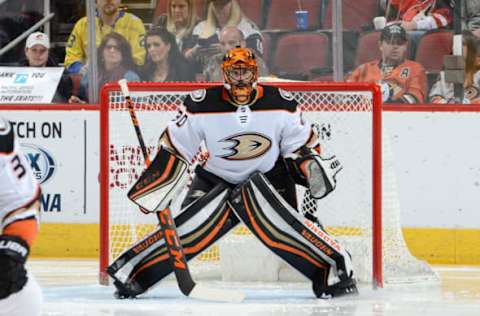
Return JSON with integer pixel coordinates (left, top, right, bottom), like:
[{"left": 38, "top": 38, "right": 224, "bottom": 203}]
[
  {"left": 18, "top": 32, "right": 73, "bottom": 103},
  {"left": 24, "top": 32, "right": 51, "bottom": 67}
]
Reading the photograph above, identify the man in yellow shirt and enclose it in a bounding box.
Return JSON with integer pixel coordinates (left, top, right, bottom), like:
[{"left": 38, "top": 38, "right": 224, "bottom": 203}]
[{"left": 64, "top": 0, "right": 146, "bottom": 74}]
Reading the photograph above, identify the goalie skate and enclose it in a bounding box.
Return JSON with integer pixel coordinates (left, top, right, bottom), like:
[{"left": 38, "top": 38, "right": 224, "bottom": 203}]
[{"left": 313, "top": 272, "right": 359, "bottom": 299}]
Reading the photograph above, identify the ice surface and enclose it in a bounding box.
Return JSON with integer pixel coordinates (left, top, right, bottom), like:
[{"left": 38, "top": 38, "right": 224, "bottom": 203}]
[{"left": 28, "top": 260, "right": 480, "bottom": 316}]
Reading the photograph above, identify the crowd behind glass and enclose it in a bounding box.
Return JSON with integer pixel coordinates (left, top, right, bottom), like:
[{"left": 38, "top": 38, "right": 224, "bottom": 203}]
[{"left": 0, "top": 0, "right": 479, "bottom": 104}]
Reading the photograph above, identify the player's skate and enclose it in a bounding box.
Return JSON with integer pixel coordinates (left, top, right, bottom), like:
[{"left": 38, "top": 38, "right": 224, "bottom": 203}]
[{"left": 312, "top": 271, "right": 358, "bottom": 299}]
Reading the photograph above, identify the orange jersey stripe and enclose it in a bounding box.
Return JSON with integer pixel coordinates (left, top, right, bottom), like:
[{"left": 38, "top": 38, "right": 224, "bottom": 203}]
[{"left": 3, "top": 218, "right": 38, "bottom": 246}]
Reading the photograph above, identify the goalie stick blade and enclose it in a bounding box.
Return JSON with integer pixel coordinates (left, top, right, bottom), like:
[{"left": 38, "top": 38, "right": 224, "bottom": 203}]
[{"left": 188, "top": 284, "right": 245, "bottom": 303}]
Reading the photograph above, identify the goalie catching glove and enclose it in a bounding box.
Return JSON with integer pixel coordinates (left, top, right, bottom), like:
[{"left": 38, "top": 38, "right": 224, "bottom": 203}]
[{"left": 286, "top": 146, "right": 342, "bottom": 199}]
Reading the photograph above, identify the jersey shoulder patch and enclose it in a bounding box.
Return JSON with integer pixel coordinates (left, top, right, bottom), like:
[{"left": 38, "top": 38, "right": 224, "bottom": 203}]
[
  {"left": 184, "top": 86, "right": 236, "bottom": 114},
  {"left": 278, "top": 88, "right": 294, "bottom": 101},
  {"left": 190, "top": 89, "right": 207, "bottom": 102},
  {"left": 254, "top": 85, "right": 298, "bottom": 112}
]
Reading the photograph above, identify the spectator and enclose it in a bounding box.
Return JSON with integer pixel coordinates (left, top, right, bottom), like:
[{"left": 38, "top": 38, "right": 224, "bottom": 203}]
[
  {"left": 153, "top": 0, "right": 200, "bottom": 53},
  {"left": 18, "top": 32, "right": 73, "bottom": 103},
  {"left": 64, "top": 0, "right": 146, "bottom": 74},
  {"left": 186, "top": 0, "right": 263, "bottom": 65},
  {"left": 464, "top": 1, "right": 480, "bottom": 37},
  {"left": 430, "top": 31, "right": 480, "bottom": 104},
  {"left": 69, "top": 32, "right": 140, "bottom": 103},
  {"left": 203, "top": 26, "right": 268, "bottom": 82},
  {"left": 385, "top": 0, "right": 453, "bottom": 31},
  {"left": 348, "top": 24, "right": 427, "bottom": 103},
  {"left": 140, "top": 27, "right": 195, "bottom": 82}
]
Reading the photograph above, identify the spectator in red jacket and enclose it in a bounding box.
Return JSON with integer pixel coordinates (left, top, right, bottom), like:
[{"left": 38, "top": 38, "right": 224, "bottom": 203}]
[{"left": 385, "top": 0, "right": 453, "bottom": 31}]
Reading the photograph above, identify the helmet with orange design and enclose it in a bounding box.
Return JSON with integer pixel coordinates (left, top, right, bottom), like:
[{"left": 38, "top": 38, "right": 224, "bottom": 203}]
[{"left": 221, "top": 46, "right": 258, "bottom": 105}]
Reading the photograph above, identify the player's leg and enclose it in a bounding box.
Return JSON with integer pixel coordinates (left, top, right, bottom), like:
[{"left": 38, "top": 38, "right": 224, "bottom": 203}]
[
  {"left": 267, "top": 156, "right": 325, "bottom": 228},
  {"left": 107, "top": 167, "right": 240, "bottom": 298},
  {"left": 264, "top": 157, "right": 298, "bottom": 208},
  {"left": 0, "top": 273, "right": 42, "bottom": 316},
  {"left": 229, "top": 172, "right": 357, "bottom": 298},
  {"left": 0, "top": 198, "right": 42, "bottom": 315}
]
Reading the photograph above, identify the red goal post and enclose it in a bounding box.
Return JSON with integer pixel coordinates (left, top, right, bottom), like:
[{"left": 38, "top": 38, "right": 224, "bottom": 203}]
[{"left": 99, "top": 81, "right": 435, "bottom": 287}]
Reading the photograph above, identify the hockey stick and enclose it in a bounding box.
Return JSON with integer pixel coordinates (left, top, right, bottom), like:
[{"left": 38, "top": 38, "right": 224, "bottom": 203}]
[{"left": 118, "top": 79, "right": 244, "bottom": 303}]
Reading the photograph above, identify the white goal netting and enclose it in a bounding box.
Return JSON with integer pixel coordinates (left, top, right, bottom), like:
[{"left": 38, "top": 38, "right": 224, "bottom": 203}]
[{"left": 100, "top": 82, "right": 437, "bottom": 286}]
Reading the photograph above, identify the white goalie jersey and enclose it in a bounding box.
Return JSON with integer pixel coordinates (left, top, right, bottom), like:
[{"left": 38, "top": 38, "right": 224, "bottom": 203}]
[{"left": 165, "top": 85, "right": 315, "bottom": 184}]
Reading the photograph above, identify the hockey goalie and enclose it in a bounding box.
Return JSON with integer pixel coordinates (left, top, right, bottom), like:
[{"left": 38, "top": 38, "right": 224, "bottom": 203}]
[{"left": 107, "top": 47, "right": 358, "bottom": 299}]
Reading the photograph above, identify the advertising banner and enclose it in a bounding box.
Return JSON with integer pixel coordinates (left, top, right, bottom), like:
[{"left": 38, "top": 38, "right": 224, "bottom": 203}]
[
  {"left": 0, "top": 67, "right": 64, "bottom": 103},
  {"left": 5, "top": 111, "right": 99, "bottom": 223}
]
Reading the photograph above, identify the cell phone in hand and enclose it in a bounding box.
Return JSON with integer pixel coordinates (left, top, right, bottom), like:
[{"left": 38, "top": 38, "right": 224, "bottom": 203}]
[
  {"left": 198, "top": 45, "right": 223, "bottom": 57},
  {"left": 197, "top": 38, "right": 211, "bottom": 47}
]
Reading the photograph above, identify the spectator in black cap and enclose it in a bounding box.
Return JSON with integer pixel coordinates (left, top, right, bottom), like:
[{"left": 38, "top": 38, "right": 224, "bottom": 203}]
[{"left": 348, "top": 24, "right": 427, "bottom": 104}]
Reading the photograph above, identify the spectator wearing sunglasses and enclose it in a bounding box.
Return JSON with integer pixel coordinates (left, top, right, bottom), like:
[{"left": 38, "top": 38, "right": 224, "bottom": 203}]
[{"left": 69, "top": 32, "right": 140, "bottom": 103}]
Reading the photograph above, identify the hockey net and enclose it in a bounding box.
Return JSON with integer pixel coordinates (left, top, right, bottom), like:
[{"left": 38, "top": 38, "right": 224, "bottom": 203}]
[{"left": 99, "top": 81, "right": 437, "bottom": 286}]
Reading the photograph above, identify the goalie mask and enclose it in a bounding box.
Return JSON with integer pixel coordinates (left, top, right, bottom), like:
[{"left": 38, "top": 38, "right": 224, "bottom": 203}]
[{"left": 222, "top": 47, "right": 258, "bottom": 105}]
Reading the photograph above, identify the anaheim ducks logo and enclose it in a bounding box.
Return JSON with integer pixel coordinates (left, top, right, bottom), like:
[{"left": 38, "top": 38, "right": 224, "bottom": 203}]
[{"left": 219, "top": 133, "right": 272, "bottom": 160}]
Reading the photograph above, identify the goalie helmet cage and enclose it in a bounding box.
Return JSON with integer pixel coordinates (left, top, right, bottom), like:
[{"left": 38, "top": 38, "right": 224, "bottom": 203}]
[{"left": 99, "top": 81, "right": 437, "bottom": 288}]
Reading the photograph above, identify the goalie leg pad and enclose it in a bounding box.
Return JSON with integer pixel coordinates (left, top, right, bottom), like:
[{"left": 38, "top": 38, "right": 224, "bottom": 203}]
[
  {"left": 229, "top": 172, "right": 354, "bottom": 292},
  {"left": 128, "top": 146, "right": 189, "bottom": 213},
  {"left": 107, "top": 182, "right": 240, "bottom": 298}
]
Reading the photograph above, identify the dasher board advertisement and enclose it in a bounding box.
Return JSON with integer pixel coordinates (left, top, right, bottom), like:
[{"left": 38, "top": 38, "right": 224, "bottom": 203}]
[{"left": 5, "top": 111, "right": 100, "bottom": 223}]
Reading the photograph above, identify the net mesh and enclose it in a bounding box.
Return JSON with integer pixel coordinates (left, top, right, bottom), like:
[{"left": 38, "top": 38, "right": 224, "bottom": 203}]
[{"left": 104, "top": 83, "right": 437, "bottom": 284}]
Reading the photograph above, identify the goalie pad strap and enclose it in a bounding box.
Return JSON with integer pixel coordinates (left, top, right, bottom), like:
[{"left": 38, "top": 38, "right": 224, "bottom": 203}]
[
  {"left": 128, "top": 146, "right": 188, "bottom": 212},
  {"left": 230, "top": 172, "right": 352, "bottom": 287},
  {"left": 107, "top": 183, "right": 240, "bottom": 297}
]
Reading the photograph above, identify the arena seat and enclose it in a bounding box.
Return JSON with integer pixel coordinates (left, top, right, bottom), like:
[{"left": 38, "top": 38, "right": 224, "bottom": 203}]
[
  {"left": 322, "top": 0, "right": 379, "bottom": 31},
  {"left": 415, "top": 30, "right": 453, "bottom": 73},
  {"left": 237, "top": 0, "right": 265, "bottom": 29},
  {"left": 154, "top": 0, "right": 169, "bottom": 18},
  {"left": 354, "top": 31, "right": 382, "bottom": 66},
  {"left": 195, "top": 0, "right": 207, "bottom": 18},
  {"left": 271, "top": 32, "right": 329, "bottom": 80},
  {"left": 260, "top": 31, "right": 273, "bottom": 66},
  {"left": 265, "top": 0, "right": 322, "bottom": 30}
]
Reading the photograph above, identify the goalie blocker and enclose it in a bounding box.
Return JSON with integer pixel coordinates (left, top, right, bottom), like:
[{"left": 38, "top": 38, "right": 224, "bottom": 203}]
[
  {"left": 127, "top": 146, "right": 189, "bottom": 213},
  {"left": 109, "top": 148, "right": 357, "bottom": 298}
]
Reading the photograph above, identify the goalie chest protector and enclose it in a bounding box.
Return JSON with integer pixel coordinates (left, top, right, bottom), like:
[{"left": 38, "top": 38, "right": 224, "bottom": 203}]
[{"left": 166, "top": 85, "right": 313, "bottom": 184}]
